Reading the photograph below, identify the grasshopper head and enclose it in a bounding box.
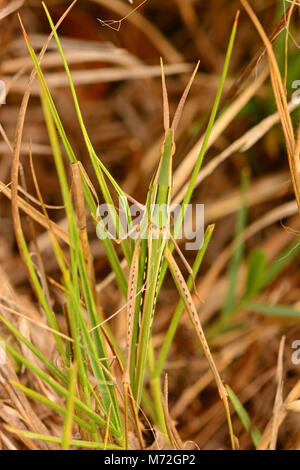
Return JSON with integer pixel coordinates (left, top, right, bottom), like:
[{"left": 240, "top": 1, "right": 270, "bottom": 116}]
[{"left": 160, "top": 57, "right": 200, "bottom": 134}]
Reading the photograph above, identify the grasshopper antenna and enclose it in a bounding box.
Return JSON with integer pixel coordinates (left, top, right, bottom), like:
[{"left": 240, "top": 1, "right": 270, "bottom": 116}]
[
  {"left": 171, "top": 60, "right": 200, "bottom": 132},
  {"left": 160, "top": 57, "right": 170, "bottom": 131}
]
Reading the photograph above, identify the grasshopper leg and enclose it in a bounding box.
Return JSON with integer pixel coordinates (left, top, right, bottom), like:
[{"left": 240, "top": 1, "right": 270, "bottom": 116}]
[{"left": 165, "top": 247, "right": 235, "bottom": 449}]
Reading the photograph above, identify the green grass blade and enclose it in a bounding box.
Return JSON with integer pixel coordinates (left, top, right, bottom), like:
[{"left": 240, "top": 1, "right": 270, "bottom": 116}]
[
  {"left": 173, "top": 12, "right": 239, "bottom": 239},
  {"left": 41, "top": 90, "right": 104, "bottom": 433},
  {"left": 133, "top": 14, "right": 238, "bottom": 407},
  {"left": 243, "top": 249, "right": 267, "bottom": 300},
  {"left": 42, "top": 2, "right": 133, "bottom": 262},
  {"left": 41, "top": 88, "right": 123, "bottom": 434},
  {"left": 18, "top": 231, "right": 65, "bottom": 358},
  {"left": 261, "top": 239, "right": 300, "bottom": 288},
  {"left": 5, "top": 427, "right": 123, "bottom": 450},
  {"left": 244, "top": 301, "right": 300, "bottom": 319},
  {"left": 133, "top": 236, "right": 166, "bottom": 404},
  {"left": 22, "top": 21, "right": 128, "bottom": 296},
  {"left": 62, "top": 361, "right": 77, "bottom": 450},
  {"left": 158, "top": 12, "right": 239, "bottom": 295},
  {"left": 77, "top": 250, "right": 123, "bottom": 432},
  {"left": 5, "top": 341, "right": 123, "bottom": 441},
  {"left": 11, "top": 380, "right": 92, "bottom": 433},
  {"left": 0, "top": 313, "right": 67, "bottom": 384},
  {"left": 222, "top": 171, "right": 249, "bottom": 318},
  {"left": 226, "top": 384, "right": 261, "bottom": 448}
]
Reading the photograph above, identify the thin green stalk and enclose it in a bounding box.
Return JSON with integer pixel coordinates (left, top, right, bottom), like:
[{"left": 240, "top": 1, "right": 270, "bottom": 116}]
[
  {"left": 18, "top": 231, "right": 65, "bottom": 359},
  {"left": 21, "top": 18, "right": 128, "bottom": 296},
  {"left": 41, "top": 90, "right": 122, "bottom": 436},
  {"left": 0, "top": 312, "right": 67, "bottom": 384},
  {"left": 226, "top": 384, "right": 261, "bottom": 448},
  {"left": 5, "top": 341, "right": 123, "bottom": 443},
  {"left": 11, "top": 380, "right": 92, "bottom": 433},
  {"left": 41, "top": 90, "right": 102, "bottom": 438},
  {"left": 221, "top": 171, "right": 249, "bottom": 319},
  {"left": 43, "top": 2, "right": 133, "bottom": 263},
  {"left": 175, "top": 13, "right": 239, "bottom": 236},
  {"left": 244, "top": 302, "right": 300, "bottom": 319},
  {"left": 148, "top": 339, "right": 168, "bottom": 439},
  {"left": 62, "top": 362, "right": 77, "bottom": 450},
  {"left": 157, "top": 11, "right": 239, "bottom": 299},
  {"left": 5, "top": 427, "right": 123, "bottom": 450}
]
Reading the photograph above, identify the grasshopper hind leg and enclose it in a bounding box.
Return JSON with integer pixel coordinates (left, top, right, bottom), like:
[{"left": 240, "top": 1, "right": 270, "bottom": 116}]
[{"left": 165, "top": 247, "right": 235, "bottom": 449}]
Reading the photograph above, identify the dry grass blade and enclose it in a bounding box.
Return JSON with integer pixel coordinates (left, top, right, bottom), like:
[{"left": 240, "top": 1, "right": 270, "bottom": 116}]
[
  {"left": 0, "top": 362, "right": 52, "bottom": 449},
  {"left": 270, "top": 336, "right": 285, "bottom": 450},
  {"left": 285, "top": 400, "right": 300, "bottom": 413},
  {"left": 0, "top": 0, "right": 24, "bottom": 21},
  {"left": 0, "top": 302, "right": 73, "bottom": 343},
  {"left": 199, "top": 200, "right": 298, "bottom": 302},
  {"left": 27, "top": 146, "right": 52, "bottom": 309},
  {"left": 2, "top": 0, "right": 300, "bottom": 451},
  {"left": 0, "top": 430, "right": 16, "bottom": 450},
  {"left": 7, "top": 63, "right": 193, "bottom": 95},
  {"left": 71, "top": 163, "right": 97, "bottom": 304},
  {"left": 171, "top": 331, "right": 259, "bottom": 419},
  {"left": 163, "top": 374, "right": 184, "bottom": 450},
  {"left": 283, "top": 2, "right": 295, "bottom": 90},
  {"left": 0, "top": 181, "right": 69, "bottom": 244},
  {"left": 1, "top": 48, "right": 140, "bottom": 74},
  {"left": 172, "top": 67, "right": 268, "bottom": 196},
  {"left": 174, "top": 99, "right": 300, "bottom": 205},
  {"left": 10, "top": 1, "right": 78, "bottom": 291},
  {"left": 258, "top": 380, "right": 300, "bottom": 450},
  {"left": 241, "top": 0, "right": 300, "bottom": 214},
  {"left": 2, "top": 425, "right": 39, "bottom": 450},
  {"left": 224, "top": 2, "right": 296, "bottom": 103},
  {"left": 0, "top": 123, "right": 13, "bottom": 153}
]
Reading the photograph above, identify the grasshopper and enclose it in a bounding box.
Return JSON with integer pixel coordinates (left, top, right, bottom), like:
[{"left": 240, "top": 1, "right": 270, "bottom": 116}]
[{"left": 122, "top": 59, "right": 235, "bottom": 449}]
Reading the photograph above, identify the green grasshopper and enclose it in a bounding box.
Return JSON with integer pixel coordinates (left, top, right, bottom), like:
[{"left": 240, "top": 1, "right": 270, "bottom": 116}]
[{"left": 122, "top": 59, "right": 234, "bottom": 449}]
